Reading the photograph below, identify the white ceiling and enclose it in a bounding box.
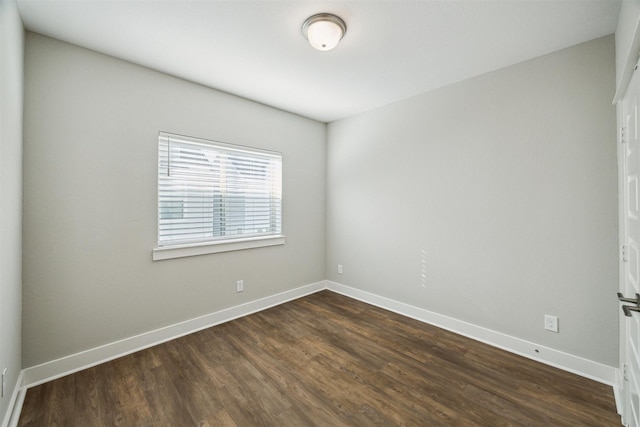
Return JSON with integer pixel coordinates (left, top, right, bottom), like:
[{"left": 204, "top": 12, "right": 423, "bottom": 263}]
[{"left": 16, "top": 0, "right": 621, "bottom": 123}]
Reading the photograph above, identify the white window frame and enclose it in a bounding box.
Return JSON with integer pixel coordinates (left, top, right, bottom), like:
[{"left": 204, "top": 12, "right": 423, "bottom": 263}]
[{"left": 153, "top": 132, "right": 284, "bottom": 261}]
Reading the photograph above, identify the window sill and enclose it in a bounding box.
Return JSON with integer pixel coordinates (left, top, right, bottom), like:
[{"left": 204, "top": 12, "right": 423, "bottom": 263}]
[{"left": 153, "top": 235, "right": 285, "bottom": 261}]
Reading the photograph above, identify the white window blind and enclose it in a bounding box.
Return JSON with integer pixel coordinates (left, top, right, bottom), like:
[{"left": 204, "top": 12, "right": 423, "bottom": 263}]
[{"left": 158, "top": 132, "right": 282, "bottom": 248}]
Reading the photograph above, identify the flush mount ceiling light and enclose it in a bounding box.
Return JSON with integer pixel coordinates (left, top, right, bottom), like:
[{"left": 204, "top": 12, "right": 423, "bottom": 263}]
[{"left": 302, "top": 13, "right": 347, "bottom": 51}]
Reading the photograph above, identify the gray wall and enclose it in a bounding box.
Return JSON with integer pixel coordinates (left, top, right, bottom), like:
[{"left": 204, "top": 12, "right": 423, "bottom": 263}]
[
  {"left": 22, "top": 33, "right": 326, "bottom": 367},
  {"left": 615, "top": 0, "right": 640, "bottom": 91},
  {"left": 326, "top": 36, "right": 618, "bottom": 366},
  {"left": 0, "top": 0, "right": 23, "bottom": 421},
  {"left": 22, "top": 30, "right": 618, "bottom": 371}
]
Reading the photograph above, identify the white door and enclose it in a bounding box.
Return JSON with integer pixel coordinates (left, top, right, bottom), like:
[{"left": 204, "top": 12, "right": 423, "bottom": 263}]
[{"left": 620, "top": 62, "right": 640, "bottom": 427}]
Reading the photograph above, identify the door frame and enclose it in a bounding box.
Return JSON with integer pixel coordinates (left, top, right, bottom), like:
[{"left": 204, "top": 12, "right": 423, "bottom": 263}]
[
  {"left": 617, "top": 89, "right": 628, "bottom": 423},
  {"left": 617, "top": 59, "right": 640, "bottom": 426}
]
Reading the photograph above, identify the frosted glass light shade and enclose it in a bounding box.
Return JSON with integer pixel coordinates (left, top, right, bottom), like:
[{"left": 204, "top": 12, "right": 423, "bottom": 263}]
[
  {"left": 307, "top": 20, "right": 342, "bottom": 50},
  {"left": 302, "top": 14, "right": 346, "bottom": 51}
]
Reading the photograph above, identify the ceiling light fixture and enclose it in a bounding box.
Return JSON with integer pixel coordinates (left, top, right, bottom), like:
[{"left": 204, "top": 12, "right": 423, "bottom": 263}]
[{"left": 302, "top": 13, "right": 347, "bottom": 51}]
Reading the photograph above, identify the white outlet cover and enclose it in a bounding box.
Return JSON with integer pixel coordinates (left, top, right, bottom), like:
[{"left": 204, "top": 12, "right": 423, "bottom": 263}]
[{"left": 544, "top": 315, "right": 559, "bottom": 332}]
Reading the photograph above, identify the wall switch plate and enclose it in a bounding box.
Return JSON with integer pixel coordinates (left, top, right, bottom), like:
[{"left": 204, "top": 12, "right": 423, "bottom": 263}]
[
  {"left": 338, "top": 264, "right": 343, "bottom": 274},
  {"left": 544, "top": 315, "right": 559, "bottom": 333},
  {"left": 236, "top": 280, "right": 244, "bottom": 293}
]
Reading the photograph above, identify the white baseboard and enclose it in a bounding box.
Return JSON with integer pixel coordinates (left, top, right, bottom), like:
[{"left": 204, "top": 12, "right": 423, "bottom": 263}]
[
  {"left": 22, "top": 281, "right": 326, "bottom": 388},
  {"left": 1, "top": 370, "right": 24, "bottom": 427},
  {"left": 326, "top": 281, "right": 618, "bottom": 386},
  {"left": 18, "top": 279, "right": 619, "bottom": 410}
]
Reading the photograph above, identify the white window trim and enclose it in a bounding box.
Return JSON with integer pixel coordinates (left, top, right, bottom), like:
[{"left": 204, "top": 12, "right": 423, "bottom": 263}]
[
  {"left": 153, "top": 234, "right": 286, "bottom": 261},
  {"left": 154, "top": 132, "right": 284, "bottom": 260}
]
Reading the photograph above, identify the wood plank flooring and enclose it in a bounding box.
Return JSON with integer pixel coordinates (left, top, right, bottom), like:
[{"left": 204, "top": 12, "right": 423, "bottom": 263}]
[{"left": 18, "top": 291, "right": 620, "bottom": 426}]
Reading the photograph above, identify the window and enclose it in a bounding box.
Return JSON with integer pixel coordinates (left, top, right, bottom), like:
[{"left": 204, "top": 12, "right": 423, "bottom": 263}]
[{"left": 153, "top": 132, "right": 284, "bottom": 260}]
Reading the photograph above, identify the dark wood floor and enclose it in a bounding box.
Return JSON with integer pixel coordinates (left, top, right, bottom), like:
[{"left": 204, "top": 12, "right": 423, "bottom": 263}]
[{"left": 18, "top": 290, "right": 620, "bottom": 426}]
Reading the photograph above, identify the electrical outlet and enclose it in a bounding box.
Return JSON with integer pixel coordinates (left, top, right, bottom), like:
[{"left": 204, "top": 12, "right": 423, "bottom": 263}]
[
  {"left": 544, "top": 315, "right": 559, "bottom": 333},
  {"left": 338, "top": 264, "right": 343, "bottom": 274},
  {"left": 236, "top": 280, "right": 244, "bottom": 293}
]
